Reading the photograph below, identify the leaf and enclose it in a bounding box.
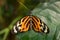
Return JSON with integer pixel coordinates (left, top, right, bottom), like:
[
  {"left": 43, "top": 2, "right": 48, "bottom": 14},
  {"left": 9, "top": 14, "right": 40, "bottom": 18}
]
[
  {"left": 31, "top": 1, "right": 60, "bottom": 40},
  {"left": 16, "top": 0, "right": 60, "bottom": 40},
  {"left": 0, "top": 0, "right": 60, "bottom": 40}
]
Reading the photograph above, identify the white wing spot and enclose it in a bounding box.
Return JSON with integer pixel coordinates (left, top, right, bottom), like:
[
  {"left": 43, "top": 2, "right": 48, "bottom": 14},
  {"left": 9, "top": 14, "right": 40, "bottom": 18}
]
[
  {"left": 44, "top": 26, "right": 47, "bottom": 33},
  {"left": 17, "top": 21, "right": 20, "bottom": 27},
  {"left": 13, "top": 26, "right": 17, "bottom": 33},
  {"left": 18, "top": 27, "right": 21, "bottom": 30}
]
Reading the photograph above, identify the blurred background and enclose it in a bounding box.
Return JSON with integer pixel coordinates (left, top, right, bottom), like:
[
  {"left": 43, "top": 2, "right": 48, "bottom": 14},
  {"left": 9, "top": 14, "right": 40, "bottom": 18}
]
[{"left": 0, "top": 0, "right": 60, "bottom": 40}]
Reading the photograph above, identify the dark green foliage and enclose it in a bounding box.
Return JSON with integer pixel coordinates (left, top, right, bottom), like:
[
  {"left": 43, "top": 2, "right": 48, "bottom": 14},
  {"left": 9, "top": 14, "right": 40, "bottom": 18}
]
[{"left": 0, "top": 0, "right": 60, "bottom": 40}]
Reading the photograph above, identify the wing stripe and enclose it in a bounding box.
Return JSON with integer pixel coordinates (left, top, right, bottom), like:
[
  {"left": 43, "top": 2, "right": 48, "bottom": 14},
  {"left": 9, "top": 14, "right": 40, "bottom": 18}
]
[
  {"left": 40, "top": 20, "right": 42, "bottom": 24},
  {"left": 22, "top": 16, "right": 28, "bottom": 22},
  {"left": 32, "top": 20, "right": 36, "bottom": 28},
  {"left": 32, "top": 17, "right": 37, "bottom": 25},
  {"left": 26, "top": 20, "right": 30, "bottom": 28},
  {"left": 33, "top": 16, "right": 39, "bottom": 22},
  {"left": 24, "top": 17, "right": 30, "bottom": 25}
]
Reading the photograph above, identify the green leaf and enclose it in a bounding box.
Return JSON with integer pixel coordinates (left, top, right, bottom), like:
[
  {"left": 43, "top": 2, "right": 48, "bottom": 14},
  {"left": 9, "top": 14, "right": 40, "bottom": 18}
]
[
  {"left": 0, "top": 0, "right": 60, "bottom": 40},
  {"left": 16, "top": 0, "right": 60, "bottom": 40},
  {"left": 31, "top": 1, "right": 60, "bottom": 40}
]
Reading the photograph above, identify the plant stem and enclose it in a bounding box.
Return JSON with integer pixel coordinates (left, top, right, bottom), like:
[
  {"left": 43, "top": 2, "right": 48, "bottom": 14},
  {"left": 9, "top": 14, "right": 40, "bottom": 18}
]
[
  {"left": 3, "top": 28, "right": 9, "bottom": 40},
  {"left": 0, "top": 16, "right": 23, "bottom": 40},
  {"left": 18, "top": 1, "right": 29, "bottom": 10}
]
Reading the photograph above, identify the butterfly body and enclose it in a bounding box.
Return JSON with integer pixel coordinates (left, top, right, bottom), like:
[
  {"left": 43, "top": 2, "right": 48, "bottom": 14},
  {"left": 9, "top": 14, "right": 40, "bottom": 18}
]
[{"left": 13, "top": 15, "right": 49, "bottom": 34}]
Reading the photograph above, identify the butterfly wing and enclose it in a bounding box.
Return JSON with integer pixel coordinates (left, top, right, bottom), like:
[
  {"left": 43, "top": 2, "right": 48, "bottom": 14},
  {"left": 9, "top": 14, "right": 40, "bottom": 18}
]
[
  {"left": 32, "top": 16, "right": 49, "bottom": 34},
  {"left": 13, "top": 16, "right": 31, "bottom": 33},
  {"left": 18, "top": 16, "right": 31, "bottom": 32},
  {"left": 13, "top": 15, "right": 49, "bottom": 34}
]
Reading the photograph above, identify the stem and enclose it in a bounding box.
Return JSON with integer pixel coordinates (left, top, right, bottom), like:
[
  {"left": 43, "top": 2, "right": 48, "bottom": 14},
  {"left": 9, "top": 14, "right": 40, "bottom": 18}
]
[
  {"left": 8, "top": 16, "right": 23, "bottom": 30},
  {"left": 0, "top": 28, "right": 7, "bottom": 35},
  {"left": 18, "top": 1, "right": 29, "bottom": 10},
  {"left": 3, "top": 28, "right": 9, "bottom": 40},
  {"left": 0, "top": 28, "right": 9, "bottom": 40},
  {"left": 0, "top": 16, "right": 23, "bottom": 40}
]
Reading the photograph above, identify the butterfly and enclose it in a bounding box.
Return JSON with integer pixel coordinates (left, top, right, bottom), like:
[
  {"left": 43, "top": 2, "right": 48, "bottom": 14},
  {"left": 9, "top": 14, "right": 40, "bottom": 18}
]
[{"left": 13, "top": 15, "right": 49, "bottom": 34}]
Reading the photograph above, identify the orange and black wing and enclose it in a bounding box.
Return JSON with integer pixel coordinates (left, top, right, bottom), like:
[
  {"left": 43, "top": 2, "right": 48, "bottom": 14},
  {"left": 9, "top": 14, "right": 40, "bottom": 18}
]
[
  {"left": 13, "top": 15, "right": 49, "bottom": 34},
  {"left": 19, "top": 16, "right": 31, "bottom": 32},
  {"left": 13, "top": 16, "right": 31, "bottom": 33},
  {"left": 32, "top": 16, "right": 49, "bottom": 34}
]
